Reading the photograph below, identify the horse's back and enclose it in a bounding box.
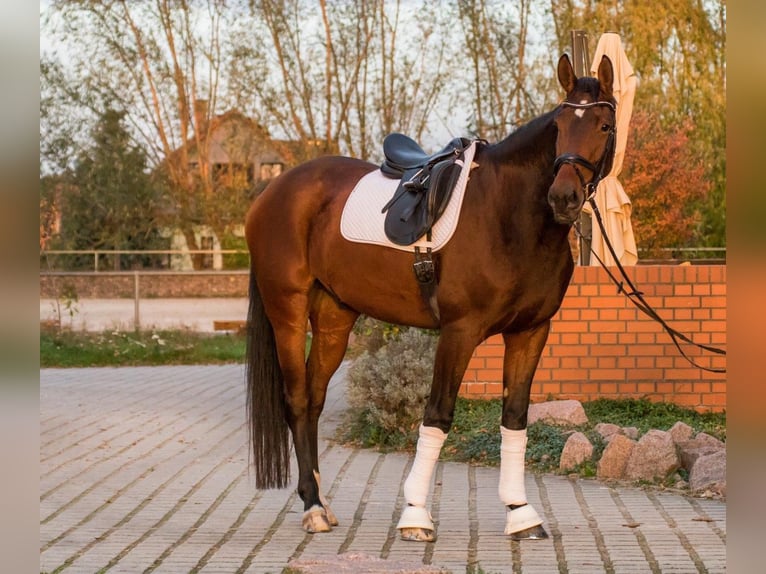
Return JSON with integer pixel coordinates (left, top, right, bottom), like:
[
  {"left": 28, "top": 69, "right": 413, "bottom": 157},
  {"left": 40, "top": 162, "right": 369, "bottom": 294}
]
[{"left": 245, "top": 155, "right": 375, "bottom": 256}]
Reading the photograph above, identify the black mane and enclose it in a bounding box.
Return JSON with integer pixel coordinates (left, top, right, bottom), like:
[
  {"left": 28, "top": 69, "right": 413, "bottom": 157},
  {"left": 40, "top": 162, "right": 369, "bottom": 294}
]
[{"left": 483, "top": 108, "right": 558, "bottom": 166}]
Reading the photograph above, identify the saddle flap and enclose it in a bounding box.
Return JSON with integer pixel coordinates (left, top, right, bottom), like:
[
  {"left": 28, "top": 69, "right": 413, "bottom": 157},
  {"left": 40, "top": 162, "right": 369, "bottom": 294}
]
[{"left": 383, "top": 157, "right": 465, "bottom": 246}]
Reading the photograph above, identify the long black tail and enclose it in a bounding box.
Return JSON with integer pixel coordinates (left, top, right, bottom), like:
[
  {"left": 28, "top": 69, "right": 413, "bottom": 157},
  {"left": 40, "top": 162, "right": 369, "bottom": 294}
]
[{"left": 246, "top": 267, "right": 291, "bottom": 489}]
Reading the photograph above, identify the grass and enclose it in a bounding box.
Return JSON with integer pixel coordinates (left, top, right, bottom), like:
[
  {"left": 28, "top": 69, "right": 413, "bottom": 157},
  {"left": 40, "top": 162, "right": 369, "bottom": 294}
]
[
  {"left": 40, "top": 326, "right": 246, "bottom": 367},
  {"left": 341, "top": 395, "right": 726, "bottom": 474}
]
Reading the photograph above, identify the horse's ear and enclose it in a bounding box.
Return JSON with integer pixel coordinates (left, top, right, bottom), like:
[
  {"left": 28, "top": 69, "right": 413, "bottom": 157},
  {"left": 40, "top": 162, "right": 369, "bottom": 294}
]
[
  {"left": 557, "top": 54, "right": 576, "bottom": 94},
  {"left": 597, "top": 55, "right": 614, "bottom": 98}
]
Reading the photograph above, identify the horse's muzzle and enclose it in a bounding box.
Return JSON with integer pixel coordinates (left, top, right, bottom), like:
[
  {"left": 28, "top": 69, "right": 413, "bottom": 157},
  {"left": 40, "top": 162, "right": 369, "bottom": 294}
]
[{"left": 548, "top": 186, "right": 583, "bottom": 226}]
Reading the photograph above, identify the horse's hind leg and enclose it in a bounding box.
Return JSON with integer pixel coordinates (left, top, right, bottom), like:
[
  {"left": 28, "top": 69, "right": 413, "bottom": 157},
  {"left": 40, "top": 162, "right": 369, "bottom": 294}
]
[
  {"left": 500, "top": 322, "right": 551, "bottom": 540},
  {"left": 262, "top": 286, "right": 329, "bottom": 532},
  {"left": 301, "top": 286, "right": 359, "bottom": 531}
]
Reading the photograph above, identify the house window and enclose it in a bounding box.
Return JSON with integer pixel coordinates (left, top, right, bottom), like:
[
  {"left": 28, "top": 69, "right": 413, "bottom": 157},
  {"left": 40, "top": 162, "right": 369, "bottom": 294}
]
[
  {"left": 259, "top": 162, "right": 283, "bottom": 180},
  {"left": 213, "top": 163, "right": 254, "bottom": 187}
]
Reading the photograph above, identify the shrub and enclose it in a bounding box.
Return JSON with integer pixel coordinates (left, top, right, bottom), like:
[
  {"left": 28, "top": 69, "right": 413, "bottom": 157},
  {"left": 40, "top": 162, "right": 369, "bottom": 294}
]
[
  {"left": 346, "top": 328, "right": 437, "bottom": 446},
  {"left": 351, "top": 316, "right": 407, "bottom": 354}
]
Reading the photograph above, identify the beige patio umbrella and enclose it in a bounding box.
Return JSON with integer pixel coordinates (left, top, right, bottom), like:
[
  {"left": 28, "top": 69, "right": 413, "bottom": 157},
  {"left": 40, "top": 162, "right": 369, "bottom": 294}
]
[{"left": 581, "top": 33, "right": 638, "bottom": 266}]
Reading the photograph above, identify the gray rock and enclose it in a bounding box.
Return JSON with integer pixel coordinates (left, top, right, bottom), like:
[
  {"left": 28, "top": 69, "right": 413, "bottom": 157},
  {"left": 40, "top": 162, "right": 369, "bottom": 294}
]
[
  {"left": 668, "top": 421, "right": 694, "bottom": 444},
  {"left": 677, "top": 434, "right": 725, "bottom": 471},
  {"left": 528, "top": 400, "right": 588, "bottom": 426},
  {"left": 622, "top": 426, "right": 639, "bottom": 440},
  {"left": 559, "top": 431, "right": 594, "bottom": 471},
  {"left": 689, "top": 450, "right": 726, "bottom": 496},
  {"left": 286, "top": 552, "right": 449, "bottom": 573},
  {"left": 594, "top": 422, "right": 621, "bottom": 441},
  {"left": 625, "top": 429, "right": 680, "bottom": 481},
  {"left": 597, "top": 434, "right": 635, "bottom": 479},
  {"left": 694, "top": 432, "right": 725, "bottom": 448}
]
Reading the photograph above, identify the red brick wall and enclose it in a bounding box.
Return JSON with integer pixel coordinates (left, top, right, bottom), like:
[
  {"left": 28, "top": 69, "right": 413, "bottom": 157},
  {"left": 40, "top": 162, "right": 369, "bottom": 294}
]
[{"left": 460, "top": 265, "right": 727, "bottom": 412}]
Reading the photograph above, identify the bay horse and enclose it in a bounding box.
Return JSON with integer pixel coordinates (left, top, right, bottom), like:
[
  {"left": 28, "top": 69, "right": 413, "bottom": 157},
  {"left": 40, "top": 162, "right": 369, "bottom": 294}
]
[{"left": 245, "top": 54, "right": 617, "bottom": 541}]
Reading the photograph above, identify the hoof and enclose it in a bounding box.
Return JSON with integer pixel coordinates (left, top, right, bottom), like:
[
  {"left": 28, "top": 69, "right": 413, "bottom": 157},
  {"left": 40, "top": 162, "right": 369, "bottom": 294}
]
[
  {"left": 510, "top": 524, "right": 549, "bottom": 540},
  {"left": 399, "top": 526, "right": 436, "bottom": 542},
  {"left": 504, "top": 504, "right": 545, "bottom": 537},
  {"left": 397, "top": 505, "right": 436, "bottom": 542},
  {"left": 315, "top": 471, "right": 339, "bottom": 526},
  {"left": 302, "top": 505, "right": 332, "bottom": 533},
  {"left": 324, "top": 504, "right": 339, "bottom": 527}
]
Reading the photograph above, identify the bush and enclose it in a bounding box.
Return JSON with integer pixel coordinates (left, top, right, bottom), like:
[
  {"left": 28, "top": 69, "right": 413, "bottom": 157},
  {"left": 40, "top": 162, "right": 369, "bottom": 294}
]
[
  {"left": 351, "top": 316, "right": 407, "bottom": 354},
  {"left": 346, "top": 328, "right": 437, "bottom": 447}
]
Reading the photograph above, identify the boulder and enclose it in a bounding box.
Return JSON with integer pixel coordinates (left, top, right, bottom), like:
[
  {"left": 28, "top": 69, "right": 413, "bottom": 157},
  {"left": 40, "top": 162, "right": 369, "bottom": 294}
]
[
  {"left": 625, "top": 429, "right": 680, "bottom": 481},
  {"left": 621, "top": 426, "right": 639, "bottom": 440},
  {"left": 594, "top": 422, "right": 621, "bottom": 442},
  {"left": 694, "top": 432, "right": 725, "bottom": 448},
  {"left": 677, "top": 434, "right": 725, "bottom": 471},
  {"left": 286, "top": 553, "right": 449, "bottom": 573},
  {"left": 528, "top": 400, "right": 588, "bottom": 426},
  {"left": 668, "top": 421, "right": 694, "bottom": 444},
  {"left": 559, "top": 431, "right": 594, "bottom": 471},
  {"left": 689, "top": 450, "right": 726, "bottom": 497},
  {"left": 597, "top": 434, "right": 635, "bottom": 479}
]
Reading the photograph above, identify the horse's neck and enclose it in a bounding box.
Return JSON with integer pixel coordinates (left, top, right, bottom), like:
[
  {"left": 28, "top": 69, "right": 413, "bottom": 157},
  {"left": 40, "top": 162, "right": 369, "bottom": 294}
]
[
  {"left": 481, "top": 113, "right": 557, "bottom": 217},
  {"left": 473, "top": 113, "right": 571, "bottom": 252},
  {"left": 485, "top": 110, "right": 557, "bottom": 169}
]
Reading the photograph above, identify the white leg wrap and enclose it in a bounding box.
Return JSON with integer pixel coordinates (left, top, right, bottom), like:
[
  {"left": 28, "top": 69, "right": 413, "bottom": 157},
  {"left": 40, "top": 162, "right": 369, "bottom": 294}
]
[
  {"left": 403, "top": 424, "right": 447, "bottom": 507},
  {"left": 498, "top": 426, "right": 528, "bottom": 506},
  {"left": 499, "top": 426, "right": 543, "bottom": 534}
]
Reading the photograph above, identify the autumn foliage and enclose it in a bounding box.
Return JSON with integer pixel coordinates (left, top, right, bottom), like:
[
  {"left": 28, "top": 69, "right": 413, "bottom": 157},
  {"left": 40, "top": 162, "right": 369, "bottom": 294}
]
[{"left": 622, "top": 110, "right": 710, "bottom": 258}]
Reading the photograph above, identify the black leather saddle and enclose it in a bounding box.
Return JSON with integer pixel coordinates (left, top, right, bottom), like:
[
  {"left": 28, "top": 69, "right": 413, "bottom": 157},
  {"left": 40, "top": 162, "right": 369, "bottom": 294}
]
[{"left": 380, "top": 133, "right": 473, "bottom": 245}]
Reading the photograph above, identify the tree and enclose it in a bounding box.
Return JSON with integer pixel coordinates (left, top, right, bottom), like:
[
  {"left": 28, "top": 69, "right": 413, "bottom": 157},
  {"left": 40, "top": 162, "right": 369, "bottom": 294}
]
[
  {"left": 42, "top": 1, "right": 250, "bottom": 267},
  {"left": 547, "top": 0, "right": 726, "bottom": 250},
  {"left": 621, "top": 110, "right": 709, "bottom": 257},
  {"left": 456, "top": 0, "right": 555, "bottom": 139},
  {"left": 234, "top": 0, "right": 453, "bottom": 161},
  {"left": 48, "top": 108, "right": 164, "bottom": 270}
]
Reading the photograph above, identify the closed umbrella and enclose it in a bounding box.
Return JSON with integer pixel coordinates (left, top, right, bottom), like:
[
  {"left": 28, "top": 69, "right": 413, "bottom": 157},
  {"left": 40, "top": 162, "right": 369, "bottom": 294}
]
[{"left": 582, "top": 33, "right": 638, "bottom": 266}]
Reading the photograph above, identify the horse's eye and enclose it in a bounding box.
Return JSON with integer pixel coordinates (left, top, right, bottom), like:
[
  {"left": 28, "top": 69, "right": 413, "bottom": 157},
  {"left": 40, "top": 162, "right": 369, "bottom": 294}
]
[{"left": 601, "top": 123, "right": 612, "bottom": 133}]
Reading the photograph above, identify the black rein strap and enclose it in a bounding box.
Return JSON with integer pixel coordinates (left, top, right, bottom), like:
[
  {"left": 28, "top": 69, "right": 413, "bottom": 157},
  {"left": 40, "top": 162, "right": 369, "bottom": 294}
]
[{"left": 579, "top": 198, "right": 726, "bottom": 374}]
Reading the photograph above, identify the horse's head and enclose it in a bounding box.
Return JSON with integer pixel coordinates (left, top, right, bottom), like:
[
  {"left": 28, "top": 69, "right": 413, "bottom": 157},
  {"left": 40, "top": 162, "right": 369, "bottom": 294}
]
[{"left": 547, "top": 53, "right": 617, "bottom": 225}]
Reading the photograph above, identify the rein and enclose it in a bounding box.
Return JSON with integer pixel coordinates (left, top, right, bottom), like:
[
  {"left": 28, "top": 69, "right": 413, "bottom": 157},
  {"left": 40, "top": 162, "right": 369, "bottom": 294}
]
[
  {"left": 575, "top": 198, "right": 727, "bottom": 374},
  {"left": 553, "top": 101, "right": 617, "bottom": 199}
]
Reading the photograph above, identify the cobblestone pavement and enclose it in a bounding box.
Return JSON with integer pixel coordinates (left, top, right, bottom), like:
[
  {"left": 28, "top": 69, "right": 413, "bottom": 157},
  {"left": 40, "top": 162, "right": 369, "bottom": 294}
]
[{"left": 40, "top": 365, "right": 726, "bottom": 573}]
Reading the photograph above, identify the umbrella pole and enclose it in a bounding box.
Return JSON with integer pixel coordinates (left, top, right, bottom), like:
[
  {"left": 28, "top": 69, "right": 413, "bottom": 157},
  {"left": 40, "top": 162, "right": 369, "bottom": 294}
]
[{"left": 571, "top": 29, "right": 592, "bottom": 265}]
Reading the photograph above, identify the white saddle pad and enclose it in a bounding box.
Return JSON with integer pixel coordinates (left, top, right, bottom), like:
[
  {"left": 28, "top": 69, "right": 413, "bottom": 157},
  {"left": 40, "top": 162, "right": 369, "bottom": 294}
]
[{"left": 340, "top": 141, "right": 477, "bottom": 252}]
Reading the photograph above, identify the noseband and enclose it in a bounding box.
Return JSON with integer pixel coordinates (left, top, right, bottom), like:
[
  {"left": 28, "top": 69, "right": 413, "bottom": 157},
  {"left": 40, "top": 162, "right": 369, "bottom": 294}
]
[{"left": 552, "top": 101, "right": 617, "bottom": 199}]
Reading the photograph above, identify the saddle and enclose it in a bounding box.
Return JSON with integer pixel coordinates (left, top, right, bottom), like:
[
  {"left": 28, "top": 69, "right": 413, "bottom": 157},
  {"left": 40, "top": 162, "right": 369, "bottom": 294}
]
[{"left": 380, "top": 133, "right": 473, "bottom": 246}]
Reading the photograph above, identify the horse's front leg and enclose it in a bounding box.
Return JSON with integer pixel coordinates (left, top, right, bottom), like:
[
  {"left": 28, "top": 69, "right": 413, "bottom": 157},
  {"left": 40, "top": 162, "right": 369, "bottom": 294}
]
[
  {"left": 397, "top": 325, "right": 481, "bottom": 542},
  {"left": 500, "top": 322, "right": 551, "bottom": 540}
]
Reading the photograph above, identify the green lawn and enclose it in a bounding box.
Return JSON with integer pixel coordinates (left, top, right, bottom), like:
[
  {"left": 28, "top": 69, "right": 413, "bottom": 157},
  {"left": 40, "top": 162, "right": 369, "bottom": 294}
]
[{"left": 40, "top": 327, "right": 246, "bottom": 368}]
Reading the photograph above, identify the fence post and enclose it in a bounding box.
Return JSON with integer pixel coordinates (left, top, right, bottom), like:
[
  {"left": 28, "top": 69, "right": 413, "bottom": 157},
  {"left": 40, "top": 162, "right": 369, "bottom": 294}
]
[
  {"left": 94, "top": 251, "right": 99, "bottom": 272},
  {"left": 133, "top": 271, "right": 140, "bottom": 331}
]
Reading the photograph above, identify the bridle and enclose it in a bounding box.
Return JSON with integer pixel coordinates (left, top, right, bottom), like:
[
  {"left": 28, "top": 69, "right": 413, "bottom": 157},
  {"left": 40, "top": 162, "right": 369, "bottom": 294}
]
[{"left": 552, "top": 100, "right": 617, "bottom": 199}]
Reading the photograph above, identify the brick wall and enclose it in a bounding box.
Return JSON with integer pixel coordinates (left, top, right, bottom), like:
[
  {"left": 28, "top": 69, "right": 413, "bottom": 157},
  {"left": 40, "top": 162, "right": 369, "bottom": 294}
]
[
  {"left": 460, "top": 265, "right": 727, "bottom": 412},
  {"left": 40, "top": 271, "right": 249, "bottom": 299}
]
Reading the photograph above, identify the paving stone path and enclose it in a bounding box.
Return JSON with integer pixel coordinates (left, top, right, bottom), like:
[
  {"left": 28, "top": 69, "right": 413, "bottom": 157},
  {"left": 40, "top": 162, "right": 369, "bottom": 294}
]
[{"left": 40, "top": 365, "right": 726, "bottom": 573}]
